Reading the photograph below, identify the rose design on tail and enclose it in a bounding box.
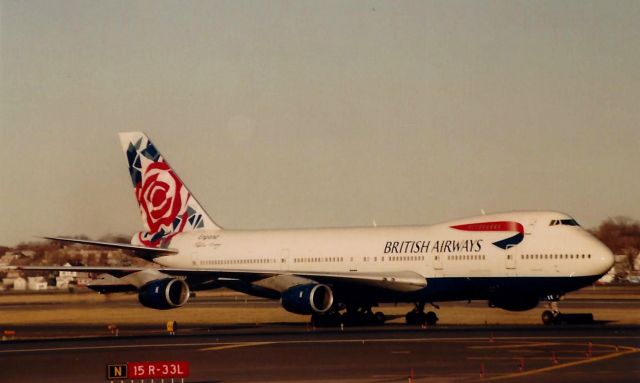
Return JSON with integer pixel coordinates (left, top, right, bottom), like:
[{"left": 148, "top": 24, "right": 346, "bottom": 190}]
[
  {"left": 120, "top": 132, "right": 218, "bottom": 248},
  {"left": 135, "top": 162, "right": 190, "bottom": 247}
]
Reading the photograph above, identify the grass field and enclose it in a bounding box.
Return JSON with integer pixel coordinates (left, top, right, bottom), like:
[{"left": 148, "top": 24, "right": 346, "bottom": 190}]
[{"left": 1, "top": 286, "right": 638, "bottom": 327}]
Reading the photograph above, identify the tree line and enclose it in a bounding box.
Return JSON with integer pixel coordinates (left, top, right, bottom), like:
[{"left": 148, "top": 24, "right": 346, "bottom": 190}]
[{"left": 590, "top": 217, "right": 640, "bottom": 273}]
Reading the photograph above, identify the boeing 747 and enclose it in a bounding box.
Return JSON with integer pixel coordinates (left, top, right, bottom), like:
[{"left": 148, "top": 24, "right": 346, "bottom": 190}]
[{"left": 8, "top": 132, "right": 614, "bottom": 326}]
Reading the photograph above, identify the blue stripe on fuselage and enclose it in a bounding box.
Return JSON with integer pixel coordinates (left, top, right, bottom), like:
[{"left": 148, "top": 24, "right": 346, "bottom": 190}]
[
  {"left": 416, "top": 275, "right": 601, "bottom": 302},
  {"left": 339, "top": 275, "right": 603, "bottom": 304}
]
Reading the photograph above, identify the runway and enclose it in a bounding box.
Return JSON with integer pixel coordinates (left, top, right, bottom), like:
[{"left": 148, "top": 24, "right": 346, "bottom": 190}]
[
  {"left": 1, "top": 325, "right": 639, "bottom": 382},
  {"left": 1, "top": 288, "right": 639, "bottom": 381}
]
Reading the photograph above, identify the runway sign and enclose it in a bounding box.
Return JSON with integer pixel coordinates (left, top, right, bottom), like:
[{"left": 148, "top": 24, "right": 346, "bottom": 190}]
[
  {"left": 107, "top": 361, "right": 189, "bottom": 379},
  {"left": 106, "top": 364, "right": 127, "bottom": 379}
]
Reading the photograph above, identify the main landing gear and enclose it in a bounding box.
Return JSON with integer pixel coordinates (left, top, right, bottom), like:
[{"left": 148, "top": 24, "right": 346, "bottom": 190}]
[
  {"left": 310, "top": 310, "right": 342, "bottom": 327},
  {"left": 310, "top": 302, "right": 441, "bottom": 327},
  {"left": 341, "top": 305, "right": 386, "bottom": 326},
  {"left": 310, "top": 305, "right": 386, "bottom": 327},
  {"left": 405, "top": 302, "right": 438, "bottom": 326}
]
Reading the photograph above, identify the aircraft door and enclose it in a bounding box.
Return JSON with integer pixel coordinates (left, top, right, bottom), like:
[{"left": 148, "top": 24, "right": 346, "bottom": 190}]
[
  {"left": 433, "top": 253, "right": 444, "bottom": 277},
  {"left": 505, "top": 244, "right": 517, "bottom": 274},
  {"left": 433, "top": 254, "right": 443, "bottom": 270},
  {"left": 526, "top": 218, "right": 537, "bottom": 235},
  {"left": 280, "top": 249, "right": 290, "bottom": 271}
]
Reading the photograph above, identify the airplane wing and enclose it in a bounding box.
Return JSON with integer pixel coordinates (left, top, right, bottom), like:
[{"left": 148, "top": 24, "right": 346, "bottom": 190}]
[
  {"left": 12, "top": 231, "right": 426, "bottom": 296},
  {"left": 4, "top": 265, "right": 275, "bottom": 290},
  {"left": 43, "top": 236, "right": 178, "bottom": 261},
  {"left": 5, "top": 265, "right": 425, "bottom": 294}
]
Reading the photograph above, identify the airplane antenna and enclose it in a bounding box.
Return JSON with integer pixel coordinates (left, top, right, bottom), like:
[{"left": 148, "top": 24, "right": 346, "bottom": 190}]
[
  {"left": 480, "top": 209, "right": 486, "bottom": 215},
  {"left": 372, "top": 219, "right": 377, "bottom": 228}
]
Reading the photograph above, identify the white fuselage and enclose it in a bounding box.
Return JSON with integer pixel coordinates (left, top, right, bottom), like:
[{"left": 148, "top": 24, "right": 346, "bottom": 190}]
[{"left": 155, "top": 211, "right": 613, "bottom": 295}]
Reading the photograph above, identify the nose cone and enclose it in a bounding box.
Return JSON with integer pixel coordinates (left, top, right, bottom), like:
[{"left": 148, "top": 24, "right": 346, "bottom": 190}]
[{"left": 591, "top": 238, "right": 615, "bottom": 276}]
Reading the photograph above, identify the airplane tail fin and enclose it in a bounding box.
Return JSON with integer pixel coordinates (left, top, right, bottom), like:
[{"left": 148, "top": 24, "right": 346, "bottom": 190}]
[{"left": 119, "top": 132, "right": 221, "bottom": 248}]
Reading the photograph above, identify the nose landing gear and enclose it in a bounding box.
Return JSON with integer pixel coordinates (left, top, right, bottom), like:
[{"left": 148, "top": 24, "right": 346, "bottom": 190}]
[
  {"left": 541, "top": 296, "right": 594, "bottom": 325},
  {"left": 541, "top": 309, "right": 558, "bottom": 325},
  {"left": 542, "top": 297, "right": 561, "bottom": 325}
]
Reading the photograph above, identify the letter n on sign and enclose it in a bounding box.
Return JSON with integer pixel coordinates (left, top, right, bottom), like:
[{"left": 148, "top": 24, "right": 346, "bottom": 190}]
[{"left": 107, "top": 364, "right": 127, "bottom": 379}]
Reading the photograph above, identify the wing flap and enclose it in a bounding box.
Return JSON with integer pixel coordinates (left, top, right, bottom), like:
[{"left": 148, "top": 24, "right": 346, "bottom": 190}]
[{"left": 293, "top": 270, "right": 427, "bottom": 292}]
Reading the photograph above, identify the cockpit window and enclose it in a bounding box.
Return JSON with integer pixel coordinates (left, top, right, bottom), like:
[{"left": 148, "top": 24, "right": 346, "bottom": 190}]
[{"left": 549, "top": 219, "right": 580, "bottom": 227}]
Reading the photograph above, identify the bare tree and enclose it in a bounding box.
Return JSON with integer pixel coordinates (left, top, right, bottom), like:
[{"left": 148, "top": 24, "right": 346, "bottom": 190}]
[{"left": 590, "top": 217, "right": 640, "bottom": 272}]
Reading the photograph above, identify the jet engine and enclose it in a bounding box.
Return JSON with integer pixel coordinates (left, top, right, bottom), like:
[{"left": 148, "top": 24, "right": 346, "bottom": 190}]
[
  {"left": 280, "top": 283, "right": 334, "bottom": 315},
  {"left": 489, "top": 295, "right": 539, "bottom": 312},
  {"left": 138, "top": 278, "right": 190, "bottom": 310}
]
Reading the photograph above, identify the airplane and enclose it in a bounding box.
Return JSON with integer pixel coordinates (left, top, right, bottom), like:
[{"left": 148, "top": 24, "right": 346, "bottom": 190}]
[{"left": 8, "top": 132, "right": 614, "bottom": 326}]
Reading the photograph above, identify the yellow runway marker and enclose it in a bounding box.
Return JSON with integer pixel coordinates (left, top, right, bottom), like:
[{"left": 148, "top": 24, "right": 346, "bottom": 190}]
[{"left": 199, "top": 341, "right": 272, "bottom": 352}]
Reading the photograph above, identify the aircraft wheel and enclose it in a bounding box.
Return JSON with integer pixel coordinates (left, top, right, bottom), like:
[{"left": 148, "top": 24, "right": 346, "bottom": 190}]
[
  {"left": 341, "top": 311, "right": 359, "bottom": 326},
  {"left": 405, "top": 310, "right": 417, "bottom": 325},
  {"left": 541, "top": 310, "right": 556, "bottom": 325},
  {"left": 406, "top": 310, "right": 428, "bottom": 325},
  {"left": 374, "top": 311, "right": 386, "bottom": 325},
  {"left": 425, "top": 311, "right": 438, "bottom": 326},
  {"left": 341, "top": 307, "right": 385, "bottom": 326},
  {"left": 310, "top": 313, "right": 323, "bottom": 327}
]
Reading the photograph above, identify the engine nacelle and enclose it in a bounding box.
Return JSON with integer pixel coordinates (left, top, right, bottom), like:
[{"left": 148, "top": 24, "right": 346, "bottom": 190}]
[
  {"left": 280, "top": 283, "right": 334, "bottom": 315},
  {"left": 489, "top": 295, "right": 539, "bottom": 312},
  {"left": 138, "top": 278, "right": 190, "bottom": 310}
]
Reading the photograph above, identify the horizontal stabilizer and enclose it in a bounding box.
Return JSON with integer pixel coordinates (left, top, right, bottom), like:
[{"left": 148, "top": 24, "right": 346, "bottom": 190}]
[
  {"left": 3, "top": 265, "right": 148, "bottom": 278},
  {"left": 43, "top": 236, "right": 178, "bottom": 261}
]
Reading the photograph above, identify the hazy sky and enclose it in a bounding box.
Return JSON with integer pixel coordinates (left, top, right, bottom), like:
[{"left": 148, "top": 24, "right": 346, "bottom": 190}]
[{"left": 1, "top": 1, "right": 639, "bottom": 246}]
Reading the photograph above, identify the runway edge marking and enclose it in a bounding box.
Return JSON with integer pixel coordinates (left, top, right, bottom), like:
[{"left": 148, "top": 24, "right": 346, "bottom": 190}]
[
  {"left": 474, "top": 344, "right": 640, "bottom": 382},
  {"left": 469, "top": 342, "right": 557, "bottom": 350},
  {"left": 199, "top": 342, "right": 272, "bottom": 351},
  {"left": 2, "top": 335, "right": 639, "bottom": 354}
]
